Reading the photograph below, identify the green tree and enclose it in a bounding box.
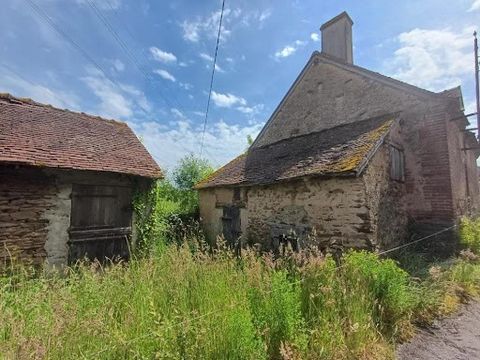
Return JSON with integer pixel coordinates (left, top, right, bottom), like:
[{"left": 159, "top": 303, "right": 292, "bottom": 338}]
[
  {"left": 173, "top": 154, "right": 214, "bottom": 190},
  {"left": 171, "top": 154, "right": 214, "bottom": 214}
]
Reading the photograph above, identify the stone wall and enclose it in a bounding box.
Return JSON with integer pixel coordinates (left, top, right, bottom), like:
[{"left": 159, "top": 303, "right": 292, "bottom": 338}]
[
  {"left": 199, "top": 55, "right": 480, "bottom": 251},
  {"left": 0, "top": 165, "right": 137, "bottom": 267},
  {"left": 0, "top": 166, "right": 57, "bottom": 264},
  {"left": 254, "top": 56, "right": 434, "bottom": 148},
  {"left": 198, "top": 144, "right": 408, "bottom": 251},
  {"left": 363, "top": 142, "right": 407, "bottom": 249}
]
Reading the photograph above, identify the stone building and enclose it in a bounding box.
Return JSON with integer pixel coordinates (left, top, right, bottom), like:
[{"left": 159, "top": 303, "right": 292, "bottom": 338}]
[
  {"left": 0, "top": 93, "right": 162, "bottom": 266},
  {"left": 196, "top": 12, "right": 480, "bottom": 252}
]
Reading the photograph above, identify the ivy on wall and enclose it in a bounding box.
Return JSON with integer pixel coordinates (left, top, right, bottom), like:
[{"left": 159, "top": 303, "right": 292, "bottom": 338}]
[{"left": 132, "top": 180, "right": 162, "bottom": 254}]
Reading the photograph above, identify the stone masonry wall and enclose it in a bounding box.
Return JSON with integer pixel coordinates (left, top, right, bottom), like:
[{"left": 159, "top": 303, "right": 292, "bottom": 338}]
[
  {"left": 0, "top": 165, "right": 135, "bottom": 267},
  {"left": 0, "top": 166, "right": 58, "bottom": 264},
  {"left": 199, "top": 144, "right": 408, "bottom": 252},
  {"left": 363, "top": 143, "right": 408, "bottom": 249},
  {"left": 255, "top": 58, "right": 432, "bottom": 148}
]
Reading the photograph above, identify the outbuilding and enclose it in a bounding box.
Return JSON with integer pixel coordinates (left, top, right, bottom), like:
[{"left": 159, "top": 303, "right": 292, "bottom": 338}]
[
  {"left": 196, "top": 12, "right": 480, "bottom": 252},
  {"left": 0, "top": 93, "right": 162, "bottom": 266}
]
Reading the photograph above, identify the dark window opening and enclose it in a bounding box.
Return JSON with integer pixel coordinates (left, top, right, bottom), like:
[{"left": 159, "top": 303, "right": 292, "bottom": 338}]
[
  {"left": 390, "top": 145, "right": 405, "bottom": 182},
  {"left": 233, "top": 187, "right": 241, "bottom": 201}
]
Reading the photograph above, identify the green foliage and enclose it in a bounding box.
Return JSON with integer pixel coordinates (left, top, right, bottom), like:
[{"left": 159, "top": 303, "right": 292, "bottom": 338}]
[
  {"left": 460, "top": 217, "right": 480, "bottom": 253},
  {"left": 170, "top": 154, "right": 214, "bottom": 215},
  {"left": 132, "top": 154, "right": 214, "bottom": 251},
  {"left": 132, "top": 181, "right": 163, "bottom": 253},
  {"left": 342, "top": 251, "right": 417, "bottom": 338},
  {"left": 248, "top": 270, "right": 307, "bottom": 358},
  {"left": 2, "top": 244, "right": 480, "bottom": 359}
]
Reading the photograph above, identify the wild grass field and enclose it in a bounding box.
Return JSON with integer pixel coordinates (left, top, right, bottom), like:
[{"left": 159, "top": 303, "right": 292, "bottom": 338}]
[
  {"left": 1, "top": 226, "right": 480, "bottom": 359},
  {"left": 2, "top": 158, "right": 480, "bottom": 360}
]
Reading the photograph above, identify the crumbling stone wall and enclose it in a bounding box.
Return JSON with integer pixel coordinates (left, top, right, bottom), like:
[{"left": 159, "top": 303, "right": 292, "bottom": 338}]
[
  {"left": 198, "top": 144, "right": 408, "bottom": 251},
  {"left": 255, "top": 56, "right": 433, "bottom": 148},
  {"left": 0, "top": 165, "right": 136, "bottom": 267},
  {"left": 252, "top": 54, "right": 476, "bottom": 231},
  {"left": 245, "top": 177, "right": 371, "bottom": 249},
  {"left": 0, "top": 166, "right": 57, "bottom": 264},
  {"left": 363, "top": 144, "right": 407, "bottom": 249}
]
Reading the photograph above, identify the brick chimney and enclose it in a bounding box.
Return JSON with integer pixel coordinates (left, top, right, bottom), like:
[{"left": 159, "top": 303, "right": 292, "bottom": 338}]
[{"left": 320, "top": 11, "right": 353, "bottom": 64}]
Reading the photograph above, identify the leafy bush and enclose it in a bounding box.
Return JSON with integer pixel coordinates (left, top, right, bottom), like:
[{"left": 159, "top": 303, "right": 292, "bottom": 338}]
[
  {"left": 133, "top": 155, "right": 214, "bottom": 252},
  {"left": 460, "top": 217, "right": 480, "bottom": 253}
]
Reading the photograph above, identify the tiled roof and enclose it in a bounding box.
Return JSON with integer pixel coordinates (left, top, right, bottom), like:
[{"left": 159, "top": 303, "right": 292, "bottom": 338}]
[
  {"left": 0, "top": 93, "right": 162, "bottom": 178},
  {"left": 196, "top": 114, "right": 395, "bottom": 189}
]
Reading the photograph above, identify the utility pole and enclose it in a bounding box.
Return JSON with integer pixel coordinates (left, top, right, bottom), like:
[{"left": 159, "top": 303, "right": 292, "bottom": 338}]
[{"left": 474, "top": 31, "right": 480, "bottom": 139}]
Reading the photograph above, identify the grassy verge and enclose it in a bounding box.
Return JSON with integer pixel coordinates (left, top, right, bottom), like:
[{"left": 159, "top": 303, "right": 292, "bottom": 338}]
[{"left": 1, "top": 228, "right": 480, "bottom": 359}]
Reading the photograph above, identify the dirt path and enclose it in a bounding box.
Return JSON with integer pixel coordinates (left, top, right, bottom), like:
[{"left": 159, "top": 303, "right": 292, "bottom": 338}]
[{"left": 396, "top": 302, "right": 480, "bottom": 360}]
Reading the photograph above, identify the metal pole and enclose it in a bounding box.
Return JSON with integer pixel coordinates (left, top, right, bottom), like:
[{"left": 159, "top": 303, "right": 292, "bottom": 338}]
[{"left": 474, "top": 31, "right": 480, "bottom": 139}]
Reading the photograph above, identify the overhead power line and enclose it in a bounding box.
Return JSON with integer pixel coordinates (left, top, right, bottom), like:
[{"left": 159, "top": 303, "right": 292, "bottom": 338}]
[
  {"left": 200, "top": 0, "right": 226, "bottom": 157},
  {"left": 24, "top": 0, "right": 122, "bottom": 92},
  {"left": 25, "top": 0, "right": 222, "bottom": 167},
  {"left": 85, "top": 0, "right": 223, "bottom": 166},
  {"left": 85, "top": 0, "right": 179, "bottom": 111}
]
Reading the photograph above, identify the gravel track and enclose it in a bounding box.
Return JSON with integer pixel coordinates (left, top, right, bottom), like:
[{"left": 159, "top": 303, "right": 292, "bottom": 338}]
[{"left": 396, "top": 302, "right": 480, "bottom": 360}]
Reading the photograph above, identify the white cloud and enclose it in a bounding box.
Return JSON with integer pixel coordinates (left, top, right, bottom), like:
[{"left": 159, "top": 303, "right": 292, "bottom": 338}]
[
  {"left": 171, "top": 108, "right": 186, "bottom": 119},
  {"left": 237, "top": 104, "right": 264, "bottom": 115},
  {"left": 214, "top": 64, "right": 225, "bottom": 73},
  {"left": 275, "top": 46, "right": 296, "bottom": 58},
  {"left": 179, "top": 61, "right": 188, "bottom": 67},
  {"left": 199, "top": 53, "right": 225, "bottom": 73},
  {"left": 179, "top": 82, "right": 193, "bottom": 90},
  {"left": 0, "top": 68, "right": 80, "bottom": 110},
  {"left": 310, "top": 33, "right": 320, "bottom": 42},
  {"left": 469, "top": 0, "right": 480, "bottom": 11},
  {"left": 211, "top": 91, "right": 246, "bottom": 107},
  {"left": 274, "top": 40, "right": 307, "bottom": 59},
  {"left": 130, "top": 118, "right": 264, "bottom": 169},
  {"left": 181, "top": 8, "right": 233, "bottom": 42},
  {"left": 154, "top": 69, "right": 176, "bottom": 82},
  {"left": 258, "top": 9, "right": 272, "bottom": 23},
  {"left": 81, "top": 67, "right": 150, "bottom": 120},
  {"left": 199, "top": 52, "right": 214, "bottom": 62},
  {"left": 82, "top": 74, "right": 132, "bottom": 119},
  {"left": 112, "top": 59, "right": 125, "bottom": 72},
  {"left": 240, "top": 9, "right": 272, "bottom": 28},
  {"left": 385, "top": 26, "right": 474, "bottom": 91},
  {"left": 149, "top": 47, "right": 177, "bottom": 63}
]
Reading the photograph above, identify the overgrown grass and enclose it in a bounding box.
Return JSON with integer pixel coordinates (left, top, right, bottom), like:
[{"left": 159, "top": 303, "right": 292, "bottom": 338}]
[{"left": 1, "top": 220, "right": 480, "bottom": 359}]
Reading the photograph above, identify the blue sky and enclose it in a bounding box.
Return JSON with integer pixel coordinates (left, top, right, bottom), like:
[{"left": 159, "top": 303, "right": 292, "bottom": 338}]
[{"left": 1, "top": 0, "right": 480, "bottom": 172}]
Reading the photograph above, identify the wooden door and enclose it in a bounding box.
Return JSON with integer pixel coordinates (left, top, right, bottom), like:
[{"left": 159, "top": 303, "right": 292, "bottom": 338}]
[
  {"left": 221, "top": 206, "right": 241, "bottom": 246},
  {"left": 68, "top": 184, "right": 132, "bottom": 263}
]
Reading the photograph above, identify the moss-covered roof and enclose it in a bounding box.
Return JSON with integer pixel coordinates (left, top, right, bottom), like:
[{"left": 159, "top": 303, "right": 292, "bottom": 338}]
[{"left": 196, "top": 114, "right": 395, "bottom": 189}]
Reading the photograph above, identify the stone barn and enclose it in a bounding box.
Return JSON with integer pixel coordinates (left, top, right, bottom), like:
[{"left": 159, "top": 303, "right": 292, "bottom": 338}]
[
  {"left": 0, "top": 93, "right": 162, "bottom": 267},
  {"left": 196, "top": 12, "right": 480, "bottom": 252}
]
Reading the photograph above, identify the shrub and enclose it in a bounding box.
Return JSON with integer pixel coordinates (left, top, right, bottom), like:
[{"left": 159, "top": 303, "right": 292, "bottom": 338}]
[
  {"left": 341, "top": 251, "right": 417, "bottom": 338},
  {"left": 459, "top": 217, "right": 480, "bottom": 253}
]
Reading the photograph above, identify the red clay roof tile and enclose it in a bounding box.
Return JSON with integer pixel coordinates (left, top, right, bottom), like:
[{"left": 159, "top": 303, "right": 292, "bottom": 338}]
[{"left": 0, "top": 93, "right": 162, "bottom": 178}]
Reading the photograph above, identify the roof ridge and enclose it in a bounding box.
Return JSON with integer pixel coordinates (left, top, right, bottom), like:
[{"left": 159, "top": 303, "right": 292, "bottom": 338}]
[
  {"left": 255, "top": 113, "right": 398, "bottom": 150},
  {"left": 0, "top": 92, "right": 128, "bottom": 127},
  {"left": 314, "top": 52, "right": 442, "bottom": 98}
]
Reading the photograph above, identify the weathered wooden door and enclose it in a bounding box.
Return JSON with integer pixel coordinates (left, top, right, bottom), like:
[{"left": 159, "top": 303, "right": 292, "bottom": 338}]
[
  {"left": 68, "top": 184, "right": 132, "bottom": 263},
  {"left": 221, "top": 206, "right": 241, "bottom": 246}
]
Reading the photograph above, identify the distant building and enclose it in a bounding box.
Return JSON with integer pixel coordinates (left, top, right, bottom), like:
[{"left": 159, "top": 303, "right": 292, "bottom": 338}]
[
  {"left": 0, "top": 93, "right": 162, "bottom": 266},
  {"left": 197, "top": 12, "right": 479, "bottom": 252}
]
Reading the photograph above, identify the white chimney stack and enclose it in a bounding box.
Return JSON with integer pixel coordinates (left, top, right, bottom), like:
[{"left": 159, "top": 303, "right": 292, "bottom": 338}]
[{"left": 320, "top": 11, "right": 354, "bottom": 64}]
